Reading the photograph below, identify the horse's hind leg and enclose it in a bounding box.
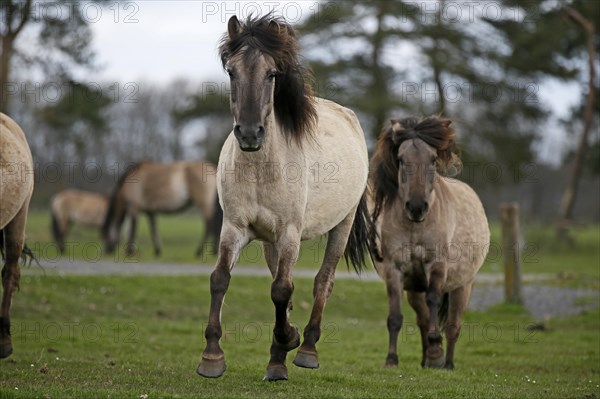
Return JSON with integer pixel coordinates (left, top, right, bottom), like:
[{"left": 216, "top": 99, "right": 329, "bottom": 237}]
[
  {"left": 444, "top": 283, "right": 472, "bottom": 370},
  {"left": 146, "top": 213, "right": 161, "bottom": 257},
  {"left": 125, "top": 213, "right": 138, "bottom": 256},
  {"left": 265, "top": 229, "right": 301, "bottom": 381},
  {"left": 407, "top": 291, "right": 430, "bottom": 368},
  {"left": 383, "top": 266, "right": 404, "bottom": 367},
  {"left": 197, "top": 223, "right": 250, "bottom": 378},
  {"left": 1, "top": 203, "right": 28, "bottom": 358},
  {"left": 293, "top": 211, "right": 355, "bottom": 370}
]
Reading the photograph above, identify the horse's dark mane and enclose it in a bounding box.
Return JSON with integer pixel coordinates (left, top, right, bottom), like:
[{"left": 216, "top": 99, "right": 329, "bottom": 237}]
[
  {"left": 102, "top": 162, "right": 142, "bottom": 236},
  {"left": 218, "top": 14, "right": 317, "bottom": 144},
  {"left": 370, "top": 116, "right": 460, "bottom": 224}
]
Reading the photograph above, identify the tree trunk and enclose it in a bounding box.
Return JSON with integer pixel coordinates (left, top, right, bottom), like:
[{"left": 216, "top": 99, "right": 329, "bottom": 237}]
[
  {"left": 1, "top": 0, "right": 32, "bottom": 114},
  {"left": 557, "top": 8, "right": 597, "bottom": 243},
  {"left": 1, "top": 34, "right": 14, "bottom": 113},
  {"left": 369, "top": 5, "right": 388, "bottom": 140}
]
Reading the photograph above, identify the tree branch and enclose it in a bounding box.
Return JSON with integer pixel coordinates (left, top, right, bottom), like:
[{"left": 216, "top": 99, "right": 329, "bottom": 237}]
[{"left": 13, "top": 0, "right": 32, "bottom": 36}]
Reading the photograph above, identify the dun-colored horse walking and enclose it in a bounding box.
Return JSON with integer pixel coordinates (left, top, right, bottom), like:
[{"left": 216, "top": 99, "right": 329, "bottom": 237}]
[
  {"left": 0, "top": 113, "right": 34, "bottom": 358},
  {"left": 370, "top": 116, "right": 489, "bottom": 369},
  {"left": 197, "top": 15, "right": 372, "bottom": 381},
  {"left": 51, "top": 189, "right": 109, "bottom": 253},
  {"left": 102, "top": 161, "right": 222, "bottom": 257}
]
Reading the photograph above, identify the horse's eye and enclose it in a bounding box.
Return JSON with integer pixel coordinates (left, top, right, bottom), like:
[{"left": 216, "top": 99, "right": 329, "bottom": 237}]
[
  {"left": 431, "top": 156, "right": 437, "bottom": 164},
  {"left": 226, "top": 68, "right": 235, "bottom": 79},
  {"left": 267, "top": 69, "right": 277, "bottom": 81},
  {"left": 398, "top": 156, "right": 404, "bottom": 165}
]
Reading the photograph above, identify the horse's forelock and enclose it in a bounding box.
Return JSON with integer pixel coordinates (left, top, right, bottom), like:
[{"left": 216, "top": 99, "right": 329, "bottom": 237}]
[{"left": 390, "top": 116, "right": 459, "bottom": 173}]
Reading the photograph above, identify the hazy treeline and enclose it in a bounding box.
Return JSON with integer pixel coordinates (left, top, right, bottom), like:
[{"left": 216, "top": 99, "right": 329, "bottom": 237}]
[{"left": 1, "top": 0, "right": 598, "bottom": 224}]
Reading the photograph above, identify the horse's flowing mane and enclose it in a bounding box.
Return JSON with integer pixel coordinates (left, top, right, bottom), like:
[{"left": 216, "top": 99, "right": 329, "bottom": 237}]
[
  {"left": 370, "top": 116, "right": 461, "bottom": 223},
  {"left": 102, "top": 162, "right": 143, "bottom": 236},
  {"left": 218, "top": 14, "right": 317, "bottom": 144}
]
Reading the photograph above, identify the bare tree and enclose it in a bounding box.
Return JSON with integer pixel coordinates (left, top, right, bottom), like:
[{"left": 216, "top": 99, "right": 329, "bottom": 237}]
[{"left": 557, "top": 8, "right": 597, "bottom": 242}]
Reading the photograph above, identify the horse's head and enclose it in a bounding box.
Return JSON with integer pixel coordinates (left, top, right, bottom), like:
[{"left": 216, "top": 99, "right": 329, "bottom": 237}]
[
  {"left": 219, "top": 14, "right": 316, "bottom": 151},
  {"left": 101, "top": 163, "right": 140, "bottom": 254},
  {"left": 371, "top": 116, "right": 459, "bottom": 224}
]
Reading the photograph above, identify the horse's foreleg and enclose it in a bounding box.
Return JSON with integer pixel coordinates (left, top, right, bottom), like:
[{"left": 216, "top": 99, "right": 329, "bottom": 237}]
[
  {"left": 407, "top": 291, "right": 430, "bottom": 368},
  {"left": 293, "top": 212, "right": 354, "bottom": 370},
  {"left": 146, "top": 213, "right": 161, "bottom": 257},
  {"left": 125, "top": 214, "right": 138, "bottom": 256},
  {"left": 444, "top": 283, "right": 472, "bottom": 370},
  {"left": 263, "top": 242, "right": 278, "bottom": 278},
  {"left": 197, "top": 225, "right": 249, "bottom": 378},
  {"left": 383, "top": 266, "right": 404, "bottom": 367},
  {"left": 1, "top": 204, "right": 28, "bottom": 358},
  {"left": 265, "top": 230, "right": 301, "bottom": 381},
  {"left": 424, "top": 261, "right": 447, "bottom": 368}
]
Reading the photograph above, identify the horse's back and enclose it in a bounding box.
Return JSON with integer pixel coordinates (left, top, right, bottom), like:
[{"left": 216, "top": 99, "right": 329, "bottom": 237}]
[
  {"left": 0, "top": 113, "right": 34, "bottom": 229},
  {"left": 301, "top": 98, "right": 369, "bottom": 239},
  {"left": 123, "top": 161, "right": 216, "bottom": 214},
  {"left": 52, "top": 189, "right": 108, "bottom": 227}
]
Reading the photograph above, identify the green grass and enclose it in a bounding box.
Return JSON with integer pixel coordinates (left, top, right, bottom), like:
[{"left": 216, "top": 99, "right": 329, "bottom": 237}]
[
  {"left": 1, "top": 273, "right": 598, "bottom": 398},
  {"left": 25, "top": 210, "right": 600, "bottom": 279}
]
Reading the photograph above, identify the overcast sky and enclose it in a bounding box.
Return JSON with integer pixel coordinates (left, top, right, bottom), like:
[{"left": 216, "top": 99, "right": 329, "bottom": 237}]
[
  {"left": 90, "top": 1, "right": 316, "bottom": 84},
  {"left": 86, "top": 1, "right": 581, "bottom": 163}
]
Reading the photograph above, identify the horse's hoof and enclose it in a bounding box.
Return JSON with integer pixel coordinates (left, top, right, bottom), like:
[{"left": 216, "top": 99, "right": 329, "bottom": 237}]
[
  {"left": 0, "top": 344, "right": 13, "bottom": 359},
  {"left": 424, "top": 356, "right": 445, "bottom": 369},
  {"left": 264, "top": 363, "right": 288, "bottom": 381},
  {"left": 385, "top": 354, "right": 398, "bottom": 368},
  {"left": 293, "top": 349, "right": 319, "bottom": 369},
  {"left": 197, "top": 356, "right": 226, "bottom": 378}
]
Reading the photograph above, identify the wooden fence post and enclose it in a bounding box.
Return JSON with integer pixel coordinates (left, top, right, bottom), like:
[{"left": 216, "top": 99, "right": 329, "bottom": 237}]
[{"left": 500, "top": 202, "right": 522, "bottom": 304}]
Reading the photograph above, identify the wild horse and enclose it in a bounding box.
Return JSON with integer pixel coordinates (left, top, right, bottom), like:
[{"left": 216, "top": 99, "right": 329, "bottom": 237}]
[
  {"left": 51, "top": 188, "right": 108, "bottom": 253},
  {"left": 197, "top": 15, "right": 372, "bottom": 381},
  {"left": 0, "top": 113, "right": 34, "bottom": 358},
  {"left": 102, "top": 161, "right": 222, "bottom": 257},
  {"left": 370, "top": 116, "right": 489, "bottom": 369}
]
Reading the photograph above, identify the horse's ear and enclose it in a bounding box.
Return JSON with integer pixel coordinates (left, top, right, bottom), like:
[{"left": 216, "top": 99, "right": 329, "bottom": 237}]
[
  {"left": 440, "top": 119, "right": 452, "bottom": 128},
  {"left": 390, "top": 119, "right": 403, "bottom": 133},
  {"left": 228, "top": 16, "right": 242, "bottom": 39}
]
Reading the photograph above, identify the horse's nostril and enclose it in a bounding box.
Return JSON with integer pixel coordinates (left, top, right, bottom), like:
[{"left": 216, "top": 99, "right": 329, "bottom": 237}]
[{"left": 405, "top": 201, "right": 411, "bottom": 211}]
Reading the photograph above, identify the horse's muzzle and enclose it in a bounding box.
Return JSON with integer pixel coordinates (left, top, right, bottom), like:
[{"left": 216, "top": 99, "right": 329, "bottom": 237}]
[{"left": 235, "top": 125, "right": 264, "bottom": 152}]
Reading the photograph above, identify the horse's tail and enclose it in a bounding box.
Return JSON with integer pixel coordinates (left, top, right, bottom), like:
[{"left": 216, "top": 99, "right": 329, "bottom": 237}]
[
  {"left": 439, "top": 293, "right": 449, "bottom": 330},
  {"left": 50, "top": 207, "right": 64, "bottom": 253},
  {"left": 0, "top": 229, "right": 39, "bottom": 269},
  {"left": 344, "top": 190, "right": 376, "bottom": 274}
]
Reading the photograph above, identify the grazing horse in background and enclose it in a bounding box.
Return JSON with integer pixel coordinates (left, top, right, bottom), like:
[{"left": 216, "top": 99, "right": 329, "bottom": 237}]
[
  {"left": 51, "top": 189, "right": 109, "bottom": 253},
  {"left": 102, "top": 161, "right": 222, "bottom": 257},
  {"left": 197, "top": 15, "right": 372, "bottom": 381},
  {"left": 0, "top": 113, "right": 34, "bottom": 358},
  {"left": 370, "top": 116, "right": 489, "bottom": 370}
]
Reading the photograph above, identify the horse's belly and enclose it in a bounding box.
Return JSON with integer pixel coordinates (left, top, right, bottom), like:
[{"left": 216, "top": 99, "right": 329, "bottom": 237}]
[
  {"left": 301, "top": 135, "right": 368, "bottom": 238},
  {"left": 0, "top": 132, "right": 33, "bottom": 229}
]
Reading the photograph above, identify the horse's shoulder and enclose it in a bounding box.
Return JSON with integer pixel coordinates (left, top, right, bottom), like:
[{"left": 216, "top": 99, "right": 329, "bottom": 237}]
[{"left": 313, "top": 97, "right": 364, "bottom": 137}]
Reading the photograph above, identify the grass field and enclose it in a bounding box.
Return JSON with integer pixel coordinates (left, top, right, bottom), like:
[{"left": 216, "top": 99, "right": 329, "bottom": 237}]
[
  {"left": 0, "top": 274, "right": 598, "bottom": 398},
  {"left": 24, "top": 211, "right": 600, "bottom": 279}
]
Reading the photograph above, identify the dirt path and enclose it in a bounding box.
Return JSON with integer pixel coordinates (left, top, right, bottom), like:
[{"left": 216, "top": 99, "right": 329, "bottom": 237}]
[{"left": 24, "top": 259, "right": 599, "bottom": 319}]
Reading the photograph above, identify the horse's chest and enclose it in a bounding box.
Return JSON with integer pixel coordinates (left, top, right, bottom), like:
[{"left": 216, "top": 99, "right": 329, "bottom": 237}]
[{"left": 389, "top": 241, "right": 435, "bottom": 292}]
